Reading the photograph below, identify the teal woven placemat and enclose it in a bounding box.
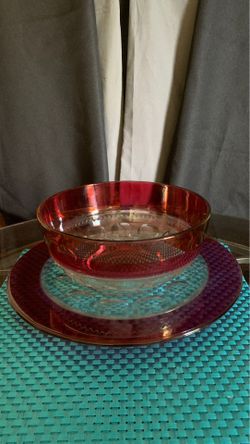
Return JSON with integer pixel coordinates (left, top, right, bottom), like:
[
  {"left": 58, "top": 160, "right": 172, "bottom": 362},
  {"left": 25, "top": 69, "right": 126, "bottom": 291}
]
[{"left": 0, "top": 271, "right": 249, "bottom": 443}]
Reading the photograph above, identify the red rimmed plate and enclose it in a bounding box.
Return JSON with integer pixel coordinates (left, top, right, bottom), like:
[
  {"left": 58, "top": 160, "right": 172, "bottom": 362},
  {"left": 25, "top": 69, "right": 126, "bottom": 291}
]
[{"left": 8, "top": 239, "right": 242, "bottom": 345}]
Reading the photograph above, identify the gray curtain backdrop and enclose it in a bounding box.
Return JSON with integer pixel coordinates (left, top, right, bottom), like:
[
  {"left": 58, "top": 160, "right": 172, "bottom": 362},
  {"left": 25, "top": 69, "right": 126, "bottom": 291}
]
[
  {"left": 0, "top": 0, "right": 248, "bottom": 221},
  {"left": 0, "top": 0, "right": 108, "bottom": 220},
  {"left": 166, "top": 0, "right": 249, "bottom": 219}
]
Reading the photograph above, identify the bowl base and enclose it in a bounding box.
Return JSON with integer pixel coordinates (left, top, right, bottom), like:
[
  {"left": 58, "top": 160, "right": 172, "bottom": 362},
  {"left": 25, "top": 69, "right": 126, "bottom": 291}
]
[{"left": 40, "top": 255, "right": 208, "bottom": 320}]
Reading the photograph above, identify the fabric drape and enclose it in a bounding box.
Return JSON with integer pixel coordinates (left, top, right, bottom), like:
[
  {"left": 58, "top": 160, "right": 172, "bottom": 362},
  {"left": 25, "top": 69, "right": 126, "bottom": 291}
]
[
  {"left": 166, "top": 0, "right": 249, "bottom": 219},
  {"left": 0, "top": 0, "right": 248, "bottom": 220},
  {"left": 0, "top": 0, "right": 108, "bottom": 219},
  {"left": 94, "top": 0, "right": 123, "bottom": 180},
  {"left": 95, "top": 0, "right": 198, "bottom": 182},
  {"left": 119, "top": 0, "right": 198, "bottom": 182}
]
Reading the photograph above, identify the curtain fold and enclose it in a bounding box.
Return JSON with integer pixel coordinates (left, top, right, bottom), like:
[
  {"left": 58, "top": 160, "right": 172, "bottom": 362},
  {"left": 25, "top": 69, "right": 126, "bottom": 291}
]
[
  {"left": 165, "top": 0, "right": 249, "bottom": 219},
  {"left": 94, "top": 0, "right": 123, "bottom": 180},
  {"left": 95, "top": 0, "right": 198, "bottom": 182},
  {"left": 0, "top": 0, "right": 108, "bottom": 219},
  {"left": 119, "top": 0, "right": 198, "bottom": 181}
]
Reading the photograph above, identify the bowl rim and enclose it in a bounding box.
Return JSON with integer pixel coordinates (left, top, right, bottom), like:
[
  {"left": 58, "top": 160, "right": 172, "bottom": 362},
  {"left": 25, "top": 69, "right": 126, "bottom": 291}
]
[{"left": 36, "top": 181, "right": 211, "bottom": 244}]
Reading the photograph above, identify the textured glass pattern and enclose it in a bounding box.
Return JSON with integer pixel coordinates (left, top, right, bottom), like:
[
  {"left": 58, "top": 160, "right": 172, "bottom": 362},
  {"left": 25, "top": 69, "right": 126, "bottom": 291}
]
[
  {"left": 37, "top": 182, "right": 210, "bottom": 280},
  {"left": 41, "top": 255, "right": 208, "bottom": 319}
]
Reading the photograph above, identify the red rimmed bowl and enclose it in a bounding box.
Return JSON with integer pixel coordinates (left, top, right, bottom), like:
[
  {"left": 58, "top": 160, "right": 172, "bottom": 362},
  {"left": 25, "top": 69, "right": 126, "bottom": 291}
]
[{"left": 37, "top": 181, "right": 210, "bottom": 295}]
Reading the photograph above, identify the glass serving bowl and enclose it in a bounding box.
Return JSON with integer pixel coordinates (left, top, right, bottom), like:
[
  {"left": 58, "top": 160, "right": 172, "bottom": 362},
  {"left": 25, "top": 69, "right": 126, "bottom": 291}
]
[{"left": 37, "top": 182, "right": 210, "bottom": 305}]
